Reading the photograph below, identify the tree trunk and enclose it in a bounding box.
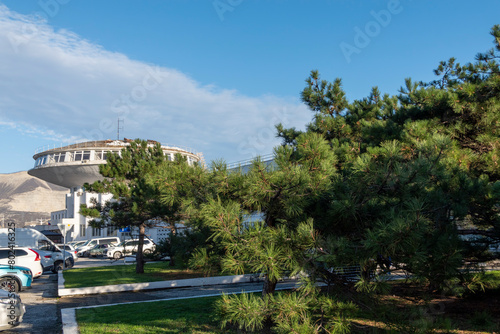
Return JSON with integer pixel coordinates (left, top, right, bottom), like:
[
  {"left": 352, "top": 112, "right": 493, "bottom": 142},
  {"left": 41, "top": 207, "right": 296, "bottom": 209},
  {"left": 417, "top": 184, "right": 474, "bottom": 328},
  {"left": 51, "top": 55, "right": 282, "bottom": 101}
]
[
  {"left": 262, "top": 276, "right": 277, "bottom": 297},
  {"left": 135, "top": 223, "right": 145, "bottom": 274},
  {"left": 166, "top": 220, "right": 178, "bottom": 266}
]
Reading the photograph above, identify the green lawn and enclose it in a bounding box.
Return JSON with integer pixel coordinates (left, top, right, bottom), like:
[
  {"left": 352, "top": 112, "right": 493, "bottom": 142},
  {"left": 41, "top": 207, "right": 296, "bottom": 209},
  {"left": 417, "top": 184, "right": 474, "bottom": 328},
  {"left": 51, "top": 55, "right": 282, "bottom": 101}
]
[
  {"left": 63, "top": 262, "right": 207, "bottom": 288},
  {"left": 74, "top": 269, "right": 500, "bottom": 333},
  {"left": 77, "top": 296, "right": 233, "bottom": 334},
  {"left": 75, "top": 275, "right": 500, "bottom": 334}
]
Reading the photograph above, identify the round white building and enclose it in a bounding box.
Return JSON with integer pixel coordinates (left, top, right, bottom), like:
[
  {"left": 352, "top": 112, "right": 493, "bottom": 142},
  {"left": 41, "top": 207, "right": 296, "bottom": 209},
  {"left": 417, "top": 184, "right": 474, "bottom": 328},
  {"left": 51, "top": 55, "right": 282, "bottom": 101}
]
[
  {"left": 28, "top": 139, "right": 203, "bottom": 242},
  {"left": 28, "top": 139, "right": 204, "bottom": 189}
]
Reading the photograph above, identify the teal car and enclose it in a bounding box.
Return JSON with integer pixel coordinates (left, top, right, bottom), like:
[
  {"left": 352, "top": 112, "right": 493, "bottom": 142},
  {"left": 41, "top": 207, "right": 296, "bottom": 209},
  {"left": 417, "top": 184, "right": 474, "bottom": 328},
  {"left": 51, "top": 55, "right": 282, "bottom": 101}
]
[{"left": 0, "top": 264, "right": 32, "bottom": 293}]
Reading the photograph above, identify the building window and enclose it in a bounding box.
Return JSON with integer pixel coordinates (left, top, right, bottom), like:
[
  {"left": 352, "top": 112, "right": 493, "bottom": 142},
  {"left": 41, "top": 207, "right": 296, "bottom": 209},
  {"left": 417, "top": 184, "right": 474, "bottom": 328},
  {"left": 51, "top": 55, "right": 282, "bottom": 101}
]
[
  {"left": 53, "top": 153, "right": 66, "bottom": 163},
  {"left": 92, "top": 228, "right": 101, "bottom": 237},
  {"left": 80, "top": 225, "right": 86, "bottom": 237},
  {"left": 74, "top": 151, "right": 83, "bottom": 161},
  {"left": 95, "top": 151, "right": 110, "bottom": 160},
  {"left": 83, "top": 151, "right": 91, "bottom": 160},
  {"left": 107, "top": 226, "right": 118, "bottom": 236}
]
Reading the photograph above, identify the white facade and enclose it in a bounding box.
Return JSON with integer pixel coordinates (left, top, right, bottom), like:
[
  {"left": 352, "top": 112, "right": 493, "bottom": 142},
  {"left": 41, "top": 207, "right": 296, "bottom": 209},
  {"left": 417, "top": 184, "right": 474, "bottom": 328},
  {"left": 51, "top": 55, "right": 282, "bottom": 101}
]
[{"left": 49, "top": 187, "right": 114, "bottom": 241}]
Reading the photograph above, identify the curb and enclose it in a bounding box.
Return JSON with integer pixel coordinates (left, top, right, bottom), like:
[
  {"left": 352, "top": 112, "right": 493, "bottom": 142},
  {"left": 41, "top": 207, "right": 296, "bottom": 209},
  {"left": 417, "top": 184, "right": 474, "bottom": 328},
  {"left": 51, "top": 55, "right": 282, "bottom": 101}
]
[
  {"left": 60, "top": 291, "right": 263, "bottom": 334},
  {"left": 61, "top": 308, "right": 78, "bottom": 334},
  {"left": 58, "top": 272, "right": 261, "bottom": 297}
]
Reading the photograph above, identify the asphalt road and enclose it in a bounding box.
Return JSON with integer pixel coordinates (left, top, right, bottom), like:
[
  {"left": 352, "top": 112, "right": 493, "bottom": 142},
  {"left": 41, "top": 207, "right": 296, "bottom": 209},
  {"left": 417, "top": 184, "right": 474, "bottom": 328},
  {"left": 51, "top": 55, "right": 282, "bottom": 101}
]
[{"left": 2, "top": 273, "right": 60, "bottom": 334}]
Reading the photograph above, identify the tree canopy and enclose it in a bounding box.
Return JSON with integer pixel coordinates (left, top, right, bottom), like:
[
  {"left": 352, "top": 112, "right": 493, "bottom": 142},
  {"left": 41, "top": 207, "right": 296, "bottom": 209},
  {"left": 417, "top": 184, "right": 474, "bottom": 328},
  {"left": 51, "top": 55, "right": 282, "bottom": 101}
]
[
  {"left": 193, "top": 25, "right": 500, "bottom": 332},
  {"left": 80, "top": 25, "right": 500, "bottom": 333},
  {"left": 80, "top": 139, "right": 201, "bottom": 273}
]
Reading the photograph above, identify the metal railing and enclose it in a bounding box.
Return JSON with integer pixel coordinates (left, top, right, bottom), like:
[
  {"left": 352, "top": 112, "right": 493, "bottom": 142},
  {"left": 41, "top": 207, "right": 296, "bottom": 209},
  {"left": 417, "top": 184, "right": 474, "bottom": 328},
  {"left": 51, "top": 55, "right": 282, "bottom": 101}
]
[
  {"left": 34, "top": 140, "right": 203, "bottom": 157},
  {"left": 226, "top": 153, "right": 275, "bottom": 170}
]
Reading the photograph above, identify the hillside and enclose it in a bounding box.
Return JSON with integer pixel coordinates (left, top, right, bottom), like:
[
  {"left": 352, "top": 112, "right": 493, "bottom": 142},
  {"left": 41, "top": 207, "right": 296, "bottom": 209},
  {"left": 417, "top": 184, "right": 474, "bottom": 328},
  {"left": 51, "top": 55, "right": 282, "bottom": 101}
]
[{"left": 0, "top": 171, "right": 68, "bottom": 226}]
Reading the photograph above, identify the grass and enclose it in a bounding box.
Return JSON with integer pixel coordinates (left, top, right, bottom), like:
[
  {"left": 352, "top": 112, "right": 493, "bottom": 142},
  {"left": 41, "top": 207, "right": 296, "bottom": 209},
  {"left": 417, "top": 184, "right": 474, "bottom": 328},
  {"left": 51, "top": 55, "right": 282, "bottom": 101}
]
[
  {"left": 76, "top": 282, "right": 500, "bottom": 334},
  {"left": 63, "top": 262, "right": 208, "bottom": 288},
  {"left": 74, "top": 268, "right": 500, "bottom": 333},
  {"left": 76, "top": 296, "right": 233, "bottom": 334}
]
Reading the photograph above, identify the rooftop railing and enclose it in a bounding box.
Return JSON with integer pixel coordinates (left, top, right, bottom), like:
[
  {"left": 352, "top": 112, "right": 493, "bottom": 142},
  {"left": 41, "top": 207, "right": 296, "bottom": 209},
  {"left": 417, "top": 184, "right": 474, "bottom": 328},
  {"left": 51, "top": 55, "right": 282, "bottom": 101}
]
[
  {"left": 226, "top": 153, "right": 274, "bottom": 170},
  {"left": 34, "top": 140, "right": 202, "bottom": 157}
]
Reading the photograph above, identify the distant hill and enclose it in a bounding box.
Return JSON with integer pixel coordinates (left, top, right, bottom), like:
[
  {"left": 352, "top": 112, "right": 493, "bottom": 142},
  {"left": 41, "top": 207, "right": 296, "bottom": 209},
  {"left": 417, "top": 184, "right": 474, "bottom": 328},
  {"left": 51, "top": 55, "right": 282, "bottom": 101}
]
[{"left": 0, "top": 171, "right": 68, "bottom": 227}]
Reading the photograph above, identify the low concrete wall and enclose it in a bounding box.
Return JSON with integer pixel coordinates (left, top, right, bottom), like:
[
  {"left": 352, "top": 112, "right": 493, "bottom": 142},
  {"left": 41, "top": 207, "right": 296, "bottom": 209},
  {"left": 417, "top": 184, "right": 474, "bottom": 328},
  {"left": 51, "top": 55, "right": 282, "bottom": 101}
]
[{"left": 58, "top": 273, "right": 261, "bottom": 297}]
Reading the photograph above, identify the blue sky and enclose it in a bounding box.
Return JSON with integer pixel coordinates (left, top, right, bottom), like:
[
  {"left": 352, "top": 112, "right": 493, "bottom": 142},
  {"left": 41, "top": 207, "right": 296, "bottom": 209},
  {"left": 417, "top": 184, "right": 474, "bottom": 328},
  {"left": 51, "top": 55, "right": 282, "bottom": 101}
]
[{"left": 0, "top": 0, "right": 499, "bottom": 173}]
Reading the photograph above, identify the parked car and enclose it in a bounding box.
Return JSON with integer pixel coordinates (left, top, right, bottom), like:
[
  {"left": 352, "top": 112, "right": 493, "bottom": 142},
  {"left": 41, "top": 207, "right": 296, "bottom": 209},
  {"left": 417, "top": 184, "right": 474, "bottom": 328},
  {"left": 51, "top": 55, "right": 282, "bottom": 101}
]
[
  {"left": 68, "top": 240, "right": 86, "bottom": 249},
  {"left": 0, "top": 228, "right": 74, "bottom": 274},
  {"left": 106, "top": 239, "right": 156, "bottom": 259},
  {"left": 0, "top": 247, "right": 43, "bottom": 278},
  {"left": 56, "top": 244, "right": 78, "bottom": 262},
  {"left": 0, "top": 289, "right": 25, "bottom": 331},
  {"left": 38, "top": 246, "right": 74, "bottom": 273},
  {"left": 0, "top": 265, "right": 32, "bottom": 293},
  {"left": 76, "top": 237, "right": 120, "bottom": 257},
  {"left": 88, "top": 244, "right": 108, "bottom": 258}
]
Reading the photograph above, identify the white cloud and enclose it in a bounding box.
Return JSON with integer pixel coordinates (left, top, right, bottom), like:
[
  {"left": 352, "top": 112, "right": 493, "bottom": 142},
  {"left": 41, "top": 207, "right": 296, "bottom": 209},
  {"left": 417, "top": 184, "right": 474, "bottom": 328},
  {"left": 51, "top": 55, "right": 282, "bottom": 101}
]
[{"left": 0, "top": 5, "right": 310, "bottom": 164}]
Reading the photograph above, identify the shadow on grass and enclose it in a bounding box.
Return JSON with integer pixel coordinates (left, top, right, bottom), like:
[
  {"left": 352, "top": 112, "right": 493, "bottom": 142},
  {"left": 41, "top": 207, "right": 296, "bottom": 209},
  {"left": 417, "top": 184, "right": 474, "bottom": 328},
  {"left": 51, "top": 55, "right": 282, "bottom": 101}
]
[
  {"left": 77, "top": 296, "right": 235, "bottom": 334},
  {"left": 64, "top": 262, "right": 206, "bottom": 288}
]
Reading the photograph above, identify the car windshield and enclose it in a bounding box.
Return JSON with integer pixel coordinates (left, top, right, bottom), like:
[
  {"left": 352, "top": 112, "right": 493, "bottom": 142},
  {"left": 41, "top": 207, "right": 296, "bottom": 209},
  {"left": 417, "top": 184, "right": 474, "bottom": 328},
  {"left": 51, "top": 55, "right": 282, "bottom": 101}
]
[
  {"left": 79, "top": 240, "right": 92, "bottom": 247},
  {"left": 38, "top": 240, "right": 55, "bottom": 251},
  {"left": 115, "top": 240, "right": 138, "bottom": 247}
]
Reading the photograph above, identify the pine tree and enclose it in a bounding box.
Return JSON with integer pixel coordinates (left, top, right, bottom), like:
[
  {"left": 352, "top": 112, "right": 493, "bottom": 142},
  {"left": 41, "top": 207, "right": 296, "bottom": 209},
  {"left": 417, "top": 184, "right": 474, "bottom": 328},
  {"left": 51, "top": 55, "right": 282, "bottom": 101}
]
[
  {"left": 80, "top": 139, "right": 194, "bottom": 274},
  {"left": 198, "top": 26, "right": 500, "bottom": 332},
  {"left": 277, "top": 26, "right": 500, "bottom": 291}
]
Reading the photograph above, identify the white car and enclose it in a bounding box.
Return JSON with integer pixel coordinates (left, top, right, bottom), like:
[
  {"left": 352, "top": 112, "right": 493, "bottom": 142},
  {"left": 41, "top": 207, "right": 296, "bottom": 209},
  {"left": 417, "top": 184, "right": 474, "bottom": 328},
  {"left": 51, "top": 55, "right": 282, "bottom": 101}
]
[
  {"left": 68, "top": 240, "right": 86, "bottom": 249},
  {"left": 0, "top": 228, "right": 73, "bottom": 273},
  {"left": 37, "top": 245, "right": 74, "bottom": 273},
  {"left": 0, "top": 289, "right": 25, "bottom": 331},
  {"left": 0, "top": 247, "right": 43, "bottom": 278},
  {"left": 107, "top": 239, "right": 156, "bottom": 259},
  {"left": 76, "top": 237, "right": 120, "bottom": 257},
  {"left": 56, "top": 244, "right": 78, "bottom": 262}
]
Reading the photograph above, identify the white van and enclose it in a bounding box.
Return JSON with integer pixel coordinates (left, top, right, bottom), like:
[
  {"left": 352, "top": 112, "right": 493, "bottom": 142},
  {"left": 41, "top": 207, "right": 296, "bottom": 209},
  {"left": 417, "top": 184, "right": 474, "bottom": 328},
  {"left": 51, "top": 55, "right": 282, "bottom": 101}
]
[
  {"left": 76, "top": 237, "right": 120, "bottom": 257},
  {"left": 0, "top": 228, "right": 74, "bottom": 273}
]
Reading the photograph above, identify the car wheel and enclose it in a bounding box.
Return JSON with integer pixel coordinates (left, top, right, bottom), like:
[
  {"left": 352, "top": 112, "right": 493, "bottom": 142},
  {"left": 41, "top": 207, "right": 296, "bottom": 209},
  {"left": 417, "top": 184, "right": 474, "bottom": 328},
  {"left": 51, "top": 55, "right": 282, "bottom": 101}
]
[
  {"left": 52, "top": 262, "right": 63, "bottom": 273},
  {"left": 113, "top": 251, "right": 122, "bottom": 259},
  {"left": 143, "top": 249, "right": 152, "bottom": 255},
  {"left": 65, "top": 258, "right": 73, "bottom": 268},
  {"left": 0, "top": 277, "right": 20, "bottom": 293}
]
